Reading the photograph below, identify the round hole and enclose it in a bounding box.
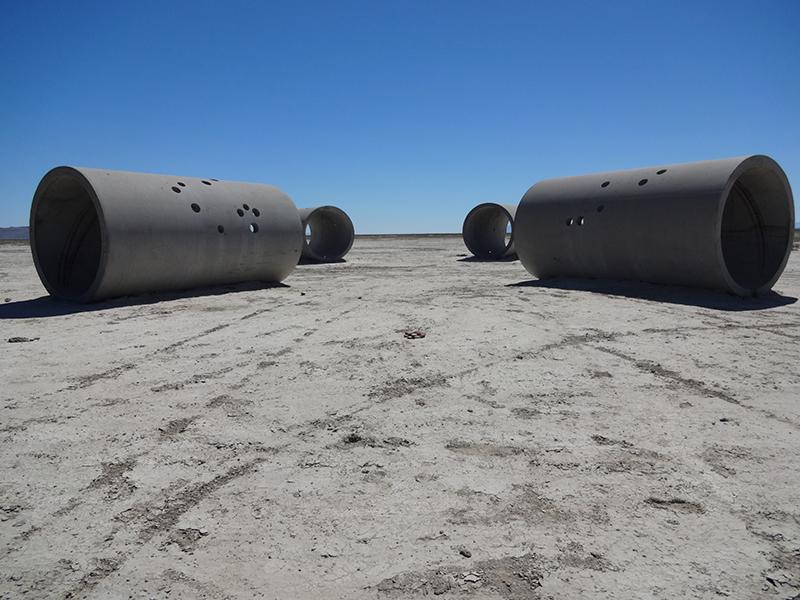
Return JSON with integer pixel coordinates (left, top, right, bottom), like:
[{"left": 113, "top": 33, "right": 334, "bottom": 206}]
[
  {"left": 217, "top": 225, "right": 225, "bottom": 234},
  {"left": 638, "top": 178, "right": 648, "bottom": 186},
  {"left": 190, "top": 203, "right": 200, "bottom": 213},
  {"left": 601, "top": 181, "right": 610, "bottom": 188},
  {"left": 656, "top": 169, "right": 667, "bottom": 175},
  {"left": 177, "top": 182, "right": 186, "bottom": 187},
  {"left": 252, "top": 208, "right": 260, "bottom": 217},
  {"left": 211, "top": 178, "right": 219, "bottom": 182},
  {"left": 202, "top": 180, "right": 212, "bottom": 185},
  {"left": 566, "top": 217, "right": 574, "bottom": 226},
  {"left": 577, "top": 216, "right": 585, "bottom": 225},
  {"left": 249, "top": 223, "right": 259, "bottom": 233},
  {"left": 171, "top": 186, "right": 181, "bottom": 193},
  {"left": 597, "top": 205, "right": 605, "bottom": 212},
  {"left": 243, "top": 204, "right": 250, "bottom": 211},
  {"left": 237, "top": 208, "right": 244, "bottom": 217}
]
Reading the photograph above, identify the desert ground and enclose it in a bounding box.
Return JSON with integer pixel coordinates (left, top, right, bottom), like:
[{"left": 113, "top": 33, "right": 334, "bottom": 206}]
[{"left": 1, "top": 235, "right": 799, "bottom": 600}]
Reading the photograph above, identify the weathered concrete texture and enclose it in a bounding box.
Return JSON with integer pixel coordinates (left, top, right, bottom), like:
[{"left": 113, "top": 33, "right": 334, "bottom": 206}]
[
  {"left": 462, "top": 203, "right": 516, "bottom": 259},
  {"left": 1, "top": 236, "right": 799, "bottom": 599},
  {"left": 516, "top": 156, "right": 794, "bottom": 296},
  {"left": 299, "top": 206, "right": 355, "bottom": 262},
  {"left": 30, "top": 167, "right": 303, "bottom": 302}
]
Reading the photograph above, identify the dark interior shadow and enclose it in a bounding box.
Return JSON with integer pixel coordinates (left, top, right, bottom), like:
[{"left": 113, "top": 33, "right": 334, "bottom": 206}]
[
  {"left": 458, "top": 255, "right": 519, "bottom": 263},
  {"left": 0, "top": 281, "right": 290, "bottom": 319},
  {"left": 298, "top": 257, "right": 347, "bottom": 265},
  {"left": 508, "top": 277, "right": 797, "bottom": 311}
]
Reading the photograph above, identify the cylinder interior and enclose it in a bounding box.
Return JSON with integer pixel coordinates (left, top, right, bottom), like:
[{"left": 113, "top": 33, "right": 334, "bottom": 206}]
[
  {"left": 305, "top": 207, "right": 354, "bottom": 261},
  {"left": 721, "top": 167, "right": 792, "bottom": 292},
  {"left": 463, "top": 204, "right": 513, "bottom": 258},
  {"left": 32, "top": 173, "right": 102, "bottom": 300}
]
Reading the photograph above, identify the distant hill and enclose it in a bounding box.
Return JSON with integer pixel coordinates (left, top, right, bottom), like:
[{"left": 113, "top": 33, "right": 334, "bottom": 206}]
[{"left": 0, "top": 226, "right": 28, "bottom": 240}]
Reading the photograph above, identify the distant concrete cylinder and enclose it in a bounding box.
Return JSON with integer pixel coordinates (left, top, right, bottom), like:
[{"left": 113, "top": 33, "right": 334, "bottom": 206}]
[
  {"left": 515, "top": 155, "right": 794, "bottom": 296},
  {"left": 462, "top": 203, "right": 517, "bottom": 259},
  {"left": 30, "top": 167, "right": 303, "bottom": 302},
  {"left": 299, "top": 206, "right": 355, "bottom": 262}
]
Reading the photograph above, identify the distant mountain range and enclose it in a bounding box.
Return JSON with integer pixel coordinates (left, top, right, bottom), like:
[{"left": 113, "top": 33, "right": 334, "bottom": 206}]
[{"left": 0, "top": 226, "right": 28, "bottom": 240}]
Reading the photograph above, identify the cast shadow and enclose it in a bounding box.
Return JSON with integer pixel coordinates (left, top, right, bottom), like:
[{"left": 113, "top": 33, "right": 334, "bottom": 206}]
[
  {"left": 0, "top": 281, "right": 290, "bottom": 320},
  {"left": 458, "top": 255, "right": 519, "bottom": 263},
  {"left": 297, "top": 257, "right": 347, "bottom": 265},
  {"left": 508, "top": 277, "right": 797, "bottom": 312}
]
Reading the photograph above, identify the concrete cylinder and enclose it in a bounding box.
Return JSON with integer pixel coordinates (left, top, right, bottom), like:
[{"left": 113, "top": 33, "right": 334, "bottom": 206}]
[
  {"left": 30, "top": 166, "right": 304, "bottom": 302},
  {"left": 299, "top": 206, "right": 355, "bottom": 262},
  {"left": 514, "top": 155, "right": 794, "bottom": 296},
  {"left": 462, "top": 203, "right": 517, "bottom": 259}
]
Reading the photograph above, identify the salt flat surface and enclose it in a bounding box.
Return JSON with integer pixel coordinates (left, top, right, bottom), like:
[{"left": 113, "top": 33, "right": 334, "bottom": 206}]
[{"left": 1, "top": 236, "right": 799, "bottom": 599}]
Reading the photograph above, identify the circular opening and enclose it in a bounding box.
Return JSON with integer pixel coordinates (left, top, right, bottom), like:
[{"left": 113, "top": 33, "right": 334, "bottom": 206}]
[
  {"left": 177, "top": 182, "right": 186, "bottom": 187},
  {"left": 249, "top": 223, "right": 259, "bottom": 233},
  {"left": 601, "top": 181, "right": 610, "bottom": 188},
  {"left": 566, "top": 217, "right": 574, "bottom": 226},
  {"left": 31, "top": 170, "right": 102, "bottom": 300},
  {"left": 657, "top": 169, "right": 667, "bottom": 175},
  {"left": 597, "top": 205, "right": 605, "bottom": 213},
  {"left": 721, "top": 166, "right": 793, "bottom": 292},
  {"left": 236, "top": 208, "right": 244, "bottom": 217},
  {"left": 638, "top": 179, "right": 648, "bottom": 186},
  {"left": 243, "top": 204, "right": 250, "bottom": 211},
  {"left": 211, "top": 178, "right": 219, "bottom": 182},
  {"left": 462, "top": 204, "right": 514, "bottom": 259},
  {"left": 303, "top": 207, "right": 355, "bottom": 261},
  {"left": 577, "top": 216, "right": 585, "bottom": 226},
  {"left": 171, "top": 186, "right": 181, "bottom": 193},
  {"left": 202, "top": 180, "right": 212, "bottom": 185},
  {"left": 217, "top": 225, "right": 225, "bottom": 233},
  {"left": 190, "top": 203, "right": 200, "bottom": 213},
  {"left": 252, "top": 208, "right": 260, "bottom": 217}
]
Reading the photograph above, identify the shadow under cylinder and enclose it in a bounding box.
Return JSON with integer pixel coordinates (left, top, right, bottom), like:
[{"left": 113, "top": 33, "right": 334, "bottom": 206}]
[
  {"left": 30, "top": 167, "right": 304, "bottom": 302},
  {"left": 514, "top": 155, "right": 794, "bottom": 296}
]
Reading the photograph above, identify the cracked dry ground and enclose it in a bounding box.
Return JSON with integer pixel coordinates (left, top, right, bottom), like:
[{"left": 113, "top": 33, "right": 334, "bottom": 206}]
[{"left": 1, "top": 236, "right": 799, "bottom": 599}]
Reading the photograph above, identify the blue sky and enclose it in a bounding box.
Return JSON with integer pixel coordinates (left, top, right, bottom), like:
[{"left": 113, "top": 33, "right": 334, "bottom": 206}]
[{"left": 1, "top": 0, "right": 798, "bottom": 232}]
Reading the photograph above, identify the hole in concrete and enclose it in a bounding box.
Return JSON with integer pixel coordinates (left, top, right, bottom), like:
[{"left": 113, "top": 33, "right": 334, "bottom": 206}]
[
  {"left": 211, "top": 178, "right": 219, "bottom": 181},
  {"left": 252, "top": 208, "right": 260, "bottom": 217},
  {"left": 657, "top": 169, "right": 667, "bottom": 175},
  {"left": 237, "top": 208, "right": 244, "bottom": 217},
  {"left": 462, "top": 203, "right": 514, "bottom": 258},
  {"left": 243, "top": 204, "right": 250, "bottom": 211},
  {"left": 171, "top": 186, "right": 181, "bottom": 193},
  {"left": 249, "top": 223, "right": 259, "bottom": 233},
  {"left": 31, "top": 170, "right": 102, "bottom": 300},
  {"left": 601, "top": 181, "right": 610, "bottom": 188},
  {"left": 638, "top": 179, "right": 648, "bottom": 186},
  {"left": 577, "top": 216, "right": 585, "bottom": 225},
  {"left": 177, "top": 182, "right": 186, "bottom": 187},
  {"left": 566, "top": 217, "right": 574, "bottom": 226},
  {"left": 217, "top": 225, "right": 225, "bottom": 233},
  {"left": 202, "top": 180, "right": 212, "bottom": 185},
  {"left": 303, "top": 207, "right": 355, "bottom": 261},
  {"left": 721, "top": 166, "right": 792, "bottom": 292},
  {"left": 190, "top": 203, "right": 200, "bottom": 213}
]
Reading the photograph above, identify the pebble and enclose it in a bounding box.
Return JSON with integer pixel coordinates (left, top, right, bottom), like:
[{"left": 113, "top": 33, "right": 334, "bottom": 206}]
[{"left": 459, "top": 548, "right": 472, "bottom": 558}]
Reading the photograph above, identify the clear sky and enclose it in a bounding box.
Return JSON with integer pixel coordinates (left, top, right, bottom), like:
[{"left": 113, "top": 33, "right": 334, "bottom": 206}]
[{"left": 1, "top": 0, "right": 798, "bottom": 232}]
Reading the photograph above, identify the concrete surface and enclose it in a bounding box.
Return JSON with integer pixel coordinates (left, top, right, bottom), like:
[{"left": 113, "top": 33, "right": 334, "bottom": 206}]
[{"left": 1, "top": 235, "right": 799, "bottom": 600}]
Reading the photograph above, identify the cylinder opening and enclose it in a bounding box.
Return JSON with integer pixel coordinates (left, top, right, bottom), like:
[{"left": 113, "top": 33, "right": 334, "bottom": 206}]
[
  {"left": 31, "top": 172, "right": 102, "bottom": 300},
  {"left": 463, "top": 203, "right": 513, "bottom": 259},
  {"left": 721, "top": 166, "right": 792, "bottom": 293},
  {"left": 304, "top": 207, "right": 354, "bottom": 261}
]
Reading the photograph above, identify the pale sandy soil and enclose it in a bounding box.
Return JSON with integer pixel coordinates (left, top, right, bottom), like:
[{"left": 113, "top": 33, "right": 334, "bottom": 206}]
[{"left": 1, "top": 236, "right": 799, "bottom": 600}]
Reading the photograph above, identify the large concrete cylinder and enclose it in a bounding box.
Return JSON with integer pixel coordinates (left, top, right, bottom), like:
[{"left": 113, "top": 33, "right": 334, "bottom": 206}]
[
  {"left": 30, "top": 167, "right": 304, "bottom": 302},
  {"left": 462, "top": 203, "right": 517, "bottom": 259},
  {"left": 515, "top": 155, "right": 794, "bottom": 296},
  {"left": 299, "top": 206, "right": 355, "bottom": 262}
]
